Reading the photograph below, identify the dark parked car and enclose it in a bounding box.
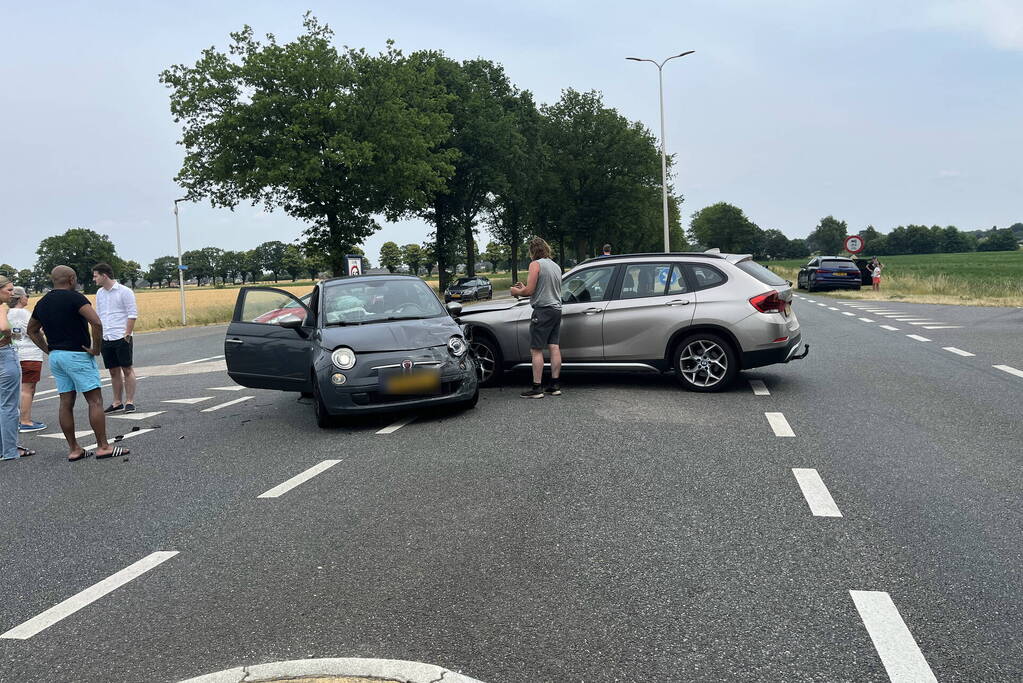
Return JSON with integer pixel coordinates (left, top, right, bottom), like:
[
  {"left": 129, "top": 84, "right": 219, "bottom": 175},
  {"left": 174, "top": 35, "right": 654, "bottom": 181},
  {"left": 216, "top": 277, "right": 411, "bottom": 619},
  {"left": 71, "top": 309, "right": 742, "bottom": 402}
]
[
  {"left": 444, "top": 277, "right": 493, "bottom": 303},
  {"left": 225, "top": 276, "right": 480, "bottom": 427},
  {"left": 796, "top": 256, "right": 862, "bottom": 292}
]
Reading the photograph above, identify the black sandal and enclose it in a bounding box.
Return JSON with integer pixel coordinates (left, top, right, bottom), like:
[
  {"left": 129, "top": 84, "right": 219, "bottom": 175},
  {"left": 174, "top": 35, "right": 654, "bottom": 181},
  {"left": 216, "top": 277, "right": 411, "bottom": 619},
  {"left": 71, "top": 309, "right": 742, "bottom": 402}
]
[
  {"left": 96, "top": 446, "right": 130, "bottom": 460},
  {"left": 17, "top": 447, "right": 35, "bottom": 457},
  {"left": 68, "top": 451, "right": 93, "bottom": 462}
]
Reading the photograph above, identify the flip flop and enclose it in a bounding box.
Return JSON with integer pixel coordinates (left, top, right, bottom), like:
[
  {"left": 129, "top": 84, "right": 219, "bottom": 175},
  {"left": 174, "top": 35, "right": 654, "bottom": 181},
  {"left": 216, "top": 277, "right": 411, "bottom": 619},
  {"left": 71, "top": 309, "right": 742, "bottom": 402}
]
[
  {"left": 17, "top": 447, "right": 36, "bottom": 457},
  {"left": 68, "top": 451, "right": 93, "bottom": 462},
  {"left": 96, "top": 446, "right": 130, "bottom": 460}
]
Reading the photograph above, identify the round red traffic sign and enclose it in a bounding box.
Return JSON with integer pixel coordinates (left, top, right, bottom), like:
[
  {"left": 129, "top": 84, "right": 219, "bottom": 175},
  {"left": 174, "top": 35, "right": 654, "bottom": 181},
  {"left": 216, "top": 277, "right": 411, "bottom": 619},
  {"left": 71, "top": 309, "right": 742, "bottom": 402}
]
[{"left": 844, "top": 235, "right": 865, "bottom": 254}]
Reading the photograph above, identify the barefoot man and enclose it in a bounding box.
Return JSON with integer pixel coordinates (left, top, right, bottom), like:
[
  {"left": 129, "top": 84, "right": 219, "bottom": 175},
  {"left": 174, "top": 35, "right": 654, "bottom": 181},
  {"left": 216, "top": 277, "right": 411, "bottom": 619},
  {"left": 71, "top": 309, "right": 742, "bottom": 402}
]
[{"left": 26, "top": 266, "right": 130, "bottom": 461}]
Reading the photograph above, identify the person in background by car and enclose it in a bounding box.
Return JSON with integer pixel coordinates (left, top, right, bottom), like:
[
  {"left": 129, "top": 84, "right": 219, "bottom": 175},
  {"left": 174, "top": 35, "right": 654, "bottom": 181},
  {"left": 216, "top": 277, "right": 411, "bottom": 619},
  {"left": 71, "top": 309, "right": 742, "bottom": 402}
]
[
  {"left": 510, "top": 237, "right": 563, "bottom": 398},
  {"left": 0, "top": 276, "right": 35, "bottom": 460},
  {"left": 93, "top": 262, "right": 139, "bottom": 413},
  {"left": 27, "top": 266, "right": 129, "bottom": 462},
  {"left": 598, "top": 244, "right": 612, "bottom": 257},
  {"left": 871, "top": 260, "right": 884, "bottom": 292},
  {"left": 7, "top": 286, "right": 46, "bottom": 432}
]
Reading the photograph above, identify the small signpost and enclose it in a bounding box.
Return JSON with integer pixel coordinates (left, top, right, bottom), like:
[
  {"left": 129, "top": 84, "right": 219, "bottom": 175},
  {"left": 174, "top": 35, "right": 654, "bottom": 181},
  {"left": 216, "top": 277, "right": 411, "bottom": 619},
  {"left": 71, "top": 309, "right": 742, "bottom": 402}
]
[
  {"left": 346, "top": 255, "right": 362, "bottom": 276},
  {"left": 844, "top": 235, "right": 865, "bottom": 254},
  {"left": 179, "top": 265, "right": 189, "bottom": 271}
]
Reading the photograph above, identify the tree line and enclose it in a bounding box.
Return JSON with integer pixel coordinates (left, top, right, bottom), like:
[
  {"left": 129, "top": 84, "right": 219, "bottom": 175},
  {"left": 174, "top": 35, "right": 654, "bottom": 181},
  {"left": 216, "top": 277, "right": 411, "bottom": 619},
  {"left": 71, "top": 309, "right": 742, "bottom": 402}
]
[{"left": 159, "top": 14, "right": 685, "bottom": 290}]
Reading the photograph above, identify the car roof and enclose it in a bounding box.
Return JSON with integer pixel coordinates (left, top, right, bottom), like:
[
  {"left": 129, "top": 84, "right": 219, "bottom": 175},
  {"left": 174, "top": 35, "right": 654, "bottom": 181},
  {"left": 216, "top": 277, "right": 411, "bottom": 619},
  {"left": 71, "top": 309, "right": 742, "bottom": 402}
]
[
  {"left": 320, "top": 274, "right": 424, "bottom": 285},
  {"left": 576, "top": 252, "right": 727, "bottom": 268}
]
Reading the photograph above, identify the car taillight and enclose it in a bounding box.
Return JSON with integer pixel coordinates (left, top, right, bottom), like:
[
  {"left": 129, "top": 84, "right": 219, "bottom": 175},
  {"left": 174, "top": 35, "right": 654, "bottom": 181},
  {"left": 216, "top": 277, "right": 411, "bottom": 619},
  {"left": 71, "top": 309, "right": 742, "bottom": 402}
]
[
  {"left": 816, "top": 269, "right": 831, "bottom": 274},
  {"left": 749, "top": 291, "right": 786, "bottom": 313}
]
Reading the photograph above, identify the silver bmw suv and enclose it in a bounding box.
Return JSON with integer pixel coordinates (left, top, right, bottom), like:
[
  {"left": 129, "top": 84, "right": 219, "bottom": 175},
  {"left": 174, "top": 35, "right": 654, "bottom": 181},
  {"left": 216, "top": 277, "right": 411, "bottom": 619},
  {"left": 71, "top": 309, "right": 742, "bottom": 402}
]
[{"left": 458, "top": 252, "right": 808, "bottom": 391}]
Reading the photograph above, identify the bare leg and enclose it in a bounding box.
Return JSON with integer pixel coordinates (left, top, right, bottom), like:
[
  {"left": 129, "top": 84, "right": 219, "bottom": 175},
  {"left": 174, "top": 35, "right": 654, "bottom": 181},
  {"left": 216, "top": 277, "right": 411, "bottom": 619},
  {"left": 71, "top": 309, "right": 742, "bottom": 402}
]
[
  {"left": 83, "top": 387, "right": 115, "bottom": 455},
  {"left": 122, "top": 366, "right": 137, "bottom": 404},
  {"left": 59, "top": 392, "right": 83, "bottom": 458},
  {"left": 530, "top": 348, "right": 544, "bottom": 385},
  {"left": 109, "top": 367, "right": 124, "bottom": 407},
  {"left": 549, "top": 344, "right": 562, "bottom": 381},
  {"left": 20, "top": 382, "right": 37, "bottom": 425}
]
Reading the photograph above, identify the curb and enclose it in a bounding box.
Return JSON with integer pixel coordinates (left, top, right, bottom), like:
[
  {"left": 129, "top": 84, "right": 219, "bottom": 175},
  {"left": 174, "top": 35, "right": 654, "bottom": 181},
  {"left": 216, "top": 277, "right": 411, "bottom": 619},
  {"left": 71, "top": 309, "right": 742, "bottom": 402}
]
[{"left": 179, "top": 657, "right": 486, "bottom": 683}]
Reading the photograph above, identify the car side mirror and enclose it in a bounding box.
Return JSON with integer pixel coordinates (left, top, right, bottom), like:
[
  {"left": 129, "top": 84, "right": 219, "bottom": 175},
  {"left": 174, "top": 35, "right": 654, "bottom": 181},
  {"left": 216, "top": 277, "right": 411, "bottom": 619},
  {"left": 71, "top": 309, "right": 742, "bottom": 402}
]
[
  {"left": 446, "top": 302, "right": 463, "bottom": 316},
  {"left": 279, "top": 317, "right": 309, "bottom": 337}
]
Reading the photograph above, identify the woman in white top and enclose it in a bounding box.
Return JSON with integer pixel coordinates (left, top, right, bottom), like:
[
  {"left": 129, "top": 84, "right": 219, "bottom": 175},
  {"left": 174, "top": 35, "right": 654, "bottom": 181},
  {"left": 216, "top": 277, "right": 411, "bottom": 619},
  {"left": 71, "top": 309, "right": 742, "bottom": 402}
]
[
  {"left": 0, "top": 276, "right": 35, "bottom": 459},
  {"left": 7, "top": 286, "right": 46, "bottom": 432}
]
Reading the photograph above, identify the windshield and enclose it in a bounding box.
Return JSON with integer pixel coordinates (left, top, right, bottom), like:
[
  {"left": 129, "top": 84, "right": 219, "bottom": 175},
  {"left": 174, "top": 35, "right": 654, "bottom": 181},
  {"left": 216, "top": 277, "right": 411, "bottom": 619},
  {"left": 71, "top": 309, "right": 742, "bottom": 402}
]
[
  {"left": 322, "top": 278, "right": 446, "bottom": 325},
  {"left": 822, "top": 259, "right": 856, "bottom": 269},
  {"left": 736, "top": 260, "right": 788, "bottom": 286}
]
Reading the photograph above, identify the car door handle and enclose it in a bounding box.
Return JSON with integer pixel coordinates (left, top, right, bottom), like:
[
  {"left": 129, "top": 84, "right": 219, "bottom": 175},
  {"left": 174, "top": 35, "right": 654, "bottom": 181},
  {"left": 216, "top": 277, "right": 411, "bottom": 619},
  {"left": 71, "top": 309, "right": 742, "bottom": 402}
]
[
  {"left": 226, "top": 338, "right": 244, "bottom": 344},
  {"left": 584, "top": 307, "right": 601, "bottom": 315},
  {"left": 665, "top": 300, "right": 691, "bottom": 306}
]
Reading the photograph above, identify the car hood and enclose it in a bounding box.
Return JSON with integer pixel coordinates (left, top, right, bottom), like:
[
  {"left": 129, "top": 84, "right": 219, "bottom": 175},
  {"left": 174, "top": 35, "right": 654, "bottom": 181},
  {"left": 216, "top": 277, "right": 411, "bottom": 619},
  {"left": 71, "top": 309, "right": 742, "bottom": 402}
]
[
  {"left": 457, "top": 296, "right": 530, "bottom": 315},
  {"left": 320, "top": 317, "right": 459, "bottom": 352}
]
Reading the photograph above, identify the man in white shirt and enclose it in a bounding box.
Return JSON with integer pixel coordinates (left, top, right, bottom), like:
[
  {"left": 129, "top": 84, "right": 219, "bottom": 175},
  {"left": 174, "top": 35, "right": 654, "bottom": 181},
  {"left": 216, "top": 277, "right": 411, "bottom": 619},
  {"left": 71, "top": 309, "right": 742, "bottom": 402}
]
[{"left": 92, "top": 263, "right": 139, "bottom": 413}]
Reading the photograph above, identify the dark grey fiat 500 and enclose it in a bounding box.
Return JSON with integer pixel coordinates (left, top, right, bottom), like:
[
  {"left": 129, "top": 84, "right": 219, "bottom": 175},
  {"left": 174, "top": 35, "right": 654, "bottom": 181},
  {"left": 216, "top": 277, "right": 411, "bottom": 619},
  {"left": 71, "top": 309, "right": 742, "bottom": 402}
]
[{"left": 224, "top": 275, "right": 480, "bottom": 427}]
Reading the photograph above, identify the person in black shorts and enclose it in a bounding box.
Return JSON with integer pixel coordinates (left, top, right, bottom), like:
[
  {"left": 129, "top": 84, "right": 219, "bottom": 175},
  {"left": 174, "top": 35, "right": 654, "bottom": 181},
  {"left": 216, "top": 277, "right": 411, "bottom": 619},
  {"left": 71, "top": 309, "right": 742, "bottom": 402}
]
[
  {"left": 510, "top": 237, "right": 563, "bottom": 398},
  {"left": 93, "top": 263, "right": 138, "bottom": 413}
]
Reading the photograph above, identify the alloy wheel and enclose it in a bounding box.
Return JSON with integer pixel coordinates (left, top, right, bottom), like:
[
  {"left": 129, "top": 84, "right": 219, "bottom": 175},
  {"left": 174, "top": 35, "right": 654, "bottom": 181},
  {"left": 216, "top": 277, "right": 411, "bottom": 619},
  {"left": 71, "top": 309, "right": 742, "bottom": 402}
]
[
  {"left": 678, "top": 339, "right": 728, "bottom": 388},
  {"left": 470, "top": 339, "right": 497, "bottom": 384}
]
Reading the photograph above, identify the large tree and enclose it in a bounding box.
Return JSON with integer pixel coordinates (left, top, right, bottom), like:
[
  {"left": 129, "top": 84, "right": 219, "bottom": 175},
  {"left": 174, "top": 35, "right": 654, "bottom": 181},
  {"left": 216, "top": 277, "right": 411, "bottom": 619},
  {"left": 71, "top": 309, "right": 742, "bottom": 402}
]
[
  {"left": 254, "top": 241, "right": 289, "bottom": 282},
  {"left": 160, "top": 15, "right": 455, "bottom": 276},
  {"left": 379, "top": 241, "right": 403, "bottom": 273},
  {"left": 146, "top": 255, "right": 179, "bottom": 288},
  {"left": 806, "top": 216, "right": 848, "bottom": 255},
  {"left": 122, "top": 260, "right": 143, "bottom": 289},
  {"left": 978, "top": 228, "right": 1019, "bottom": 252},
  {"left": 401, "top": 243, "right": 424, "bottom": 276},
  {"left": 34, "top": 228, "right": 122, "bottom": 293},
  {"left": 689, "top": 203, "right": 760, "bottom": 253}
]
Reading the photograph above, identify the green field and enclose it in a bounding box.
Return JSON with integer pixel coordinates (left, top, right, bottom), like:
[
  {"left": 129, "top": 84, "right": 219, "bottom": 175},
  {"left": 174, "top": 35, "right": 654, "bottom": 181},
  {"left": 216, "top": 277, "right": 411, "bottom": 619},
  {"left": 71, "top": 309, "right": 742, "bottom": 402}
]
[{"left": 765, "top": 251, "right": 1023, "bottom": 306}]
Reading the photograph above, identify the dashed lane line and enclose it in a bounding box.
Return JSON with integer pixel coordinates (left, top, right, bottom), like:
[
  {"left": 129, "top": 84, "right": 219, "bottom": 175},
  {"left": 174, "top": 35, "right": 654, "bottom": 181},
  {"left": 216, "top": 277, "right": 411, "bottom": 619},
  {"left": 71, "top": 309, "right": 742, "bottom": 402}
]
[
  {"left": 922, "top": 326, "right": 962, "bottom": 330},
  {"left": 791, "top": 469, "right": 843, "bottom": 517},
  {"left": 849, "top": 590, "right": 938, "bottom": 683},
  {"left": 258, "top": 460, "right": 342, "bottom": 498},
  {"left": 109, "top": 411, "right": 165, "bottom": 421},
  {"left": 748, "top": 379, "right": 770, "bottom": 396},
  {"left": 817, "top": 303, "right": 827, "bottom": 307},
  {"left": 842, "top": 312, "right": 856, "bottom": 317},
  {"left": 39, "top": 430, "right": 93, "bottom": 440},
  {"left": 908, "top": 321, "right": 942, "bottom": 326},
  {"left": 858, "top": 317, "right": 874, "bottom": 323},
  {"left": 80, "top": 427, "right": 157, "bottom": 452},
  {"left": 894, "top": 318, "right": 930, "bottom": 322},
  {"left": 0, "top": 551, "right": 179, "bottom": 640},
  {"left": 993, "top": 364, "right": 1023, "bottom": 379},
  {"left": 34, "top": 382, "right": 111, "bottom": 403},
  {"left": 162, "top": 397, "right": 214, "bottom": 405},
  {"left": 176, "top": 355, "right": 225, "bottom": 365},
  {"left": 943, "top": 347, "right": 975, "bottom": 357},
  {"left": 828, "top": 307, "right": 839, "bottom": 311},
  {"left": 376, "top": 416, "right": 416, "bottom": 434},
  {"left": 879, "top": 325, "right": 900, "bottom": 331},
  {"left": 907, "top": 335, "right": 931, "bottom": 342},
  {"left": 201, "top": 396, "right": 254, "bottom": 412},
  {"left": 209, "top": 385, "right": 245, "bottom": 391},
  {"left": 765, "top": 412, "right": 795, "bottom": 437}
]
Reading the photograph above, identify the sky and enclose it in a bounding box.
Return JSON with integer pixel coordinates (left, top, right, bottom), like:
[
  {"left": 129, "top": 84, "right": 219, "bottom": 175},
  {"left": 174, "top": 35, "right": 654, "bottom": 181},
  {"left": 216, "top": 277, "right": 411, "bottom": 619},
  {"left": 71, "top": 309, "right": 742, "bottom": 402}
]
[{"left": 3, "top": 0, "right": 1021, "bottom": 272}]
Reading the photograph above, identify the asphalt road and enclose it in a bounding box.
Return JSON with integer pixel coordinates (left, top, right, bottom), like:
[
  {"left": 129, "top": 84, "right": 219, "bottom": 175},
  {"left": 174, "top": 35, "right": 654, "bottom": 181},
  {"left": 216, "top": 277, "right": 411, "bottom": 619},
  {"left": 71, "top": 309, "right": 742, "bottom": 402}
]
[{"left": 1, "top": 298, "right": 1021, "bottom": 682}]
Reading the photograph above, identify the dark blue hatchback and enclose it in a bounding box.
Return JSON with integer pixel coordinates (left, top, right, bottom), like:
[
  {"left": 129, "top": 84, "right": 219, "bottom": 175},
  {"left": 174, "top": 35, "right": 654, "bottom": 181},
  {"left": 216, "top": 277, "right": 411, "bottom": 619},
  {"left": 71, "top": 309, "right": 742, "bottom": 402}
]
[{"left": 796, "top": 257, "right": 863, "bottom": 292}]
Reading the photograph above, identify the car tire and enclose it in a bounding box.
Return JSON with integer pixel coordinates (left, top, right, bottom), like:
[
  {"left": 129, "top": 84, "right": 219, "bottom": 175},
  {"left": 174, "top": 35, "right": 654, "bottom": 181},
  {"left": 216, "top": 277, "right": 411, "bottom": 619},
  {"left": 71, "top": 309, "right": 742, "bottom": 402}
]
[
  {"left": 470, "top": 331, "right": 503, "bottom": 387},
  {"left": 312, "top": 377, "right": 334, "bottom": 429},
  {"left": 673, "top": 332, "right": 738, "bottom": 393},
  {"left": 807, "top": 276, "right": 817, "bottom": 293}
]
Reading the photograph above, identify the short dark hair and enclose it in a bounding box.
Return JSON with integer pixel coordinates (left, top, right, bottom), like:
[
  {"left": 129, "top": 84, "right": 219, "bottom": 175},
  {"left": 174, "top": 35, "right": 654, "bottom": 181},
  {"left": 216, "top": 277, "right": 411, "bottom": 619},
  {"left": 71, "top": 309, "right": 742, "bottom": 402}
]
[
  {"left": 602, "top": 244, "right": 611, "bottom": 253},
  {"left": 92, "top": 263, "right": 114, "bottom": 278}
]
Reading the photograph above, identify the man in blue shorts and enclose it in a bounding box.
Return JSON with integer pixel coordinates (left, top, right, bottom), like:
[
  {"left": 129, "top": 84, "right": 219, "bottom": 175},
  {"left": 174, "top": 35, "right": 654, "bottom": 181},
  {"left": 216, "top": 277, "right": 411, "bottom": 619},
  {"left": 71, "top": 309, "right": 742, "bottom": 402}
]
[{"left": 26, "top": 266, "right": 129, "bottom": 461}]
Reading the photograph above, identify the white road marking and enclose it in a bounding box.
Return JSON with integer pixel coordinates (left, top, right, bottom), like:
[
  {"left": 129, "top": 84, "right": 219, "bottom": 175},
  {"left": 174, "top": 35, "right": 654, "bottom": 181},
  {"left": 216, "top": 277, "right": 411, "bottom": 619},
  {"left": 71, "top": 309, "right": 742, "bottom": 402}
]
[
  {"left": 765, "top": 412, "right": 795, "bottom": 437},
  {"left": 842, "top": 312, "right": 856, "bottom": 316},
  {"left": 80, "top": 428, "right": 157, "bottom": 452},
  {"left": 922, "top": 325, "right": 962, "bottom": 330},
  {"left": 849, "top": 590, "right": 937, "bottom": 683},
  {"left": 828, "top": 307, "right": 839, "bottom": 311},
  {"left": 376, "top": 416, "right": 416, "bottom": 434},
  {"left": 209, "top": 385, "right": 245, "bottom": 391},
  {"left": 34, "top": 382, "right": 112, "bottom": 403},
  {"left": 39, "top": 430, "right": 93, "bottom": 440},
  {"left": 894, "top": 318, "right": 930, "bottom": 321},
  {"left": 257, "top": 459, "right": 342, "bottom": 499},
  {"left": 0, "top": 551, "right": 179, "bottom": 640},
  {"left": 109, "top": 411, "right": 165, "bottom": 421},
  {"left": 34, "top": 387, "right": 61, "bottom": 397},
  {"left": 162, "top": 397, "right": 214, "bottom": 405},
  {"left": 176, "top": 355, "right": 225, "bottom": 365},
  {"left": 907, "top": 334, "right": 931, "bottom": 342},
  {"left": 748, "top": 379, "right": 770, "bottom": 396},
  {"left": 791, "top": 469, "right": 843, "bottom": 517},
  {"left": 879, "top": 325, "right": 900, "bottom": 331},
  {"left": 994, "top": 364, "right": 1023, "bottom": 379},
  {"left": 876, "top": 313, "right": 907, "bottom": 316},
  {"left": 908, "top": 321, "right": 941, "bottom": 326},
  {"left": 805, "top": 299, "right": 816, "bottom": 303},
  {"left": 943, "top": 347, "right": 975, "bottom": 357},
  {"left": 817, "top": 303, "right": 827, "bottom": 307},
  {"left": 201, "top": 396, "right": 254, "bottom": 412},
  {"left": 858, "top": 317, "right": 874, "bottom": 322}
]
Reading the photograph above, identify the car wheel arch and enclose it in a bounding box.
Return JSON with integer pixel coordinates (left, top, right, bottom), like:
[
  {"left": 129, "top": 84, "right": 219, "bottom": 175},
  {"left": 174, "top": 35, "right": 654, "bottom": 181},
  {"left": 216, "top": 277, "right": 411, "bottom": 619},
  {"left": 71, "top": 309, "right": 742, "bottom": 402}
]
[{"left": 665, "top": 324, "right": 743, "bottom": 369}]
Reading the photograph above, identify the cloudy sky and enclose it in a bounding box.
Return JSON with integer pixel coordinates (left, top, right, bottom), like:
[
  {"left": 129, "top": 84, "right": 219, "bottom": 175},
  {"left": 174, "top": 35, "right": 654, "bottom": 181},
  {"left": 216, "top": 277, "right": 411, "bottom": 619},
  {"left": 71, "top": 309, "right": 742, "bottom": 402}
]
[{"left": 4, "top": 0, "right": 1021, "bottom": 271}]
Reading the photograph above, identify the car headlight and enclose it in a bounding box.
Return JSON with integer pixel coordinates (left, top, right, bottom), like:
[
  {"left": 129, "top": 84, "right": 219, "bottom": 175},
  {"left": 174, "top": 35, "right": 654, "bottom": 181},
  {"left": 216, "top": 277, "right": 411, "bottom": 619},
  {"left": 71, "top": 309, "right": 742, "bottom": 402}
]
[
  {"left": 331, "top": 346, "right": 356, "bottom": 369},
  {"left": 447, "top": 335, "right": 467, "bottom": 357}
]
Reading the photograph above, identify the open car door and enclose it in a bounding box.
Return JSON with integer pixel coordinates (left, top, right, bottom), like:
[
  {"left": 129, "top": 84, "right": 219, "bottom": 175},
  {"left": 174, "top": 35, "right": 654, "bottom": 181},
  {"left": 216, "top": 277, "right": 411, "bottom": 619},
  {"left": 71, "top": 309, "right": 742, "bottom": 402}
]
[{"left": 225, "top": 287, "right": 315, "bottom": 392}]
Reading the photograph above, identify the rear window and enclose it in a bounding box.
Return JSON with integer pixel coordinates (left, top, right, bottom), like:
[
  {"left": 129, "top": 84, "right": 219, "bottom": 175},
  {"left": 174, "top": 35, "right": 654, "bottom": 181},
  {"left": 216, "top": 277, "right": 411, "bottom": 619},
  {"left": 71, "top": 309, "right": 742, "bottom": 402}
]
[
  {"left": 822, "top": 259, "right": 856, "bottom": 269},
  {"left": 735, "top": 260, "right": 788, "bottom": 286}
]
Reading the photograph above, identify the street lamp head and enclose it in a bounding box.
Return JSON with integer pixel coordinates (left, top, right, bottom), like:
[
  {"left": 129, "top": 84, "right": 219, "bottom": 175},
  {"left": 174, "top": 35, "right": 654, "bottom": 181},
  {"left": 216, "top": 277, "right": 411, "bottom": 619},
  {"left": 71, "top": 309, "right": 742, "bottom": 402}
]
[
  {"left": 174, "top": 197, "right": 188, "bottom": 204},
  {"left": 676, "top": 50, "right": 695, "bottom": 58},
  {"left": 625, "top": 57, "right": 644, "bottom": 61}
]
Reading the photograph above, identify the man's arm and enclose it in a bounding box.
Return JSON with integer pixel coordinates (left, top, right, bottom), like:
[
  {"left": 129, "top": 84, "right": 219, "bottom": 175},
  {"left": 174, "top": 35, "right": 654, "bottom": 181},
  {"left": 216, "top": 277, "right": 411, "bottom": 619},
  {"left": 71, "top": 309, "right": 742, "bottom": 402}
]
[
  {"left": 510, "top": 261, "right": 540, "bottom": 298},
  {"left": 27, "top": 318, "right": 50, "bottom": 355},
  {"left": 78, "top": 303, "right": 104, "bottom": 356},
  {"left": 124, "top": 289, "right": 138, "bottom": 337}
]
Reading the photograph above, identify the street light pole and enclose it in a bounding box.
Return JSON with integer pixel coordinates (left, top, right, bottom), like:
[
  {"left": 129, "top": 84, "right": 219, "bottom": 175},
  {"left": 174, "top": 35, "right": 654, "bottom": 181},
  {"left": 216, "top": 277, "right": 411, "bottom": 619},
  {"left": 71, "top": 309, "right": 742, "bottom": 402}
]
[
  {"left": 627, "top": 50, "right": 695, "bottom": 253},
  {"left": 173, "top": 198, "right": 188, "bottom": 326}
]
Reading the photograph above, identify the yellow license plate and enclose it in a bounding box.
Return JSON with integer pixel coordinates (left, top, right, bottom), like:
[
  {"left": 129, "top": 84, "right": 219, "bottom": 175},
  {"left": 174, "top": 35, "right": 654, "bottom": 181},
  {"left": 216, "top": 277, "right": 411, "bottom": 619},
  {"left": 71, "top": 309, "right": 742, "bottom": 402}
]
[
  {"left": 383, "top": 370, "right": 441, "bottom": 395},
  {"left": 833, "top": 272, "right": 846, "bottom": 276}
]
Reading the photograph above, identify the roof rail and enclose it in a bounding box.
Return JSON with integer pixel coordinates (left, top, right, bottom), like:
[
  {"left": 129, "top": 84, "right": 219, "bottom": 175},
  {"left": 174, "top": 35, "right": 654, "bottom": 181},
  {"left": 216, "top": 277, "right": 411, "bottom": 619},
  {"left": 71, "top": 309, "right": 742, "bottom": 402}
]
[{"left": 576, "top": 252, "right": 725, "bottom": 267}]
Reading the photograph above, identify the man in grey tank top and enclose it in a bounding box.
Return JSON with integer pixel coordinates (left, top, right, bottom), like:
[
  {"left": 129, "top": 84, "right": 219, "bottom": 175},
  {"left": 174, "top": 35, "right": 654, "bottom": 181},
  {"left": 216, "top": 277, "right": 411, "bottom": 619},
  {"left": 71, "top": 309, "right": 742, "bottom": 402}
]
[{"left": 510, "top": 237, "right": 563, "bottom": 398}]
